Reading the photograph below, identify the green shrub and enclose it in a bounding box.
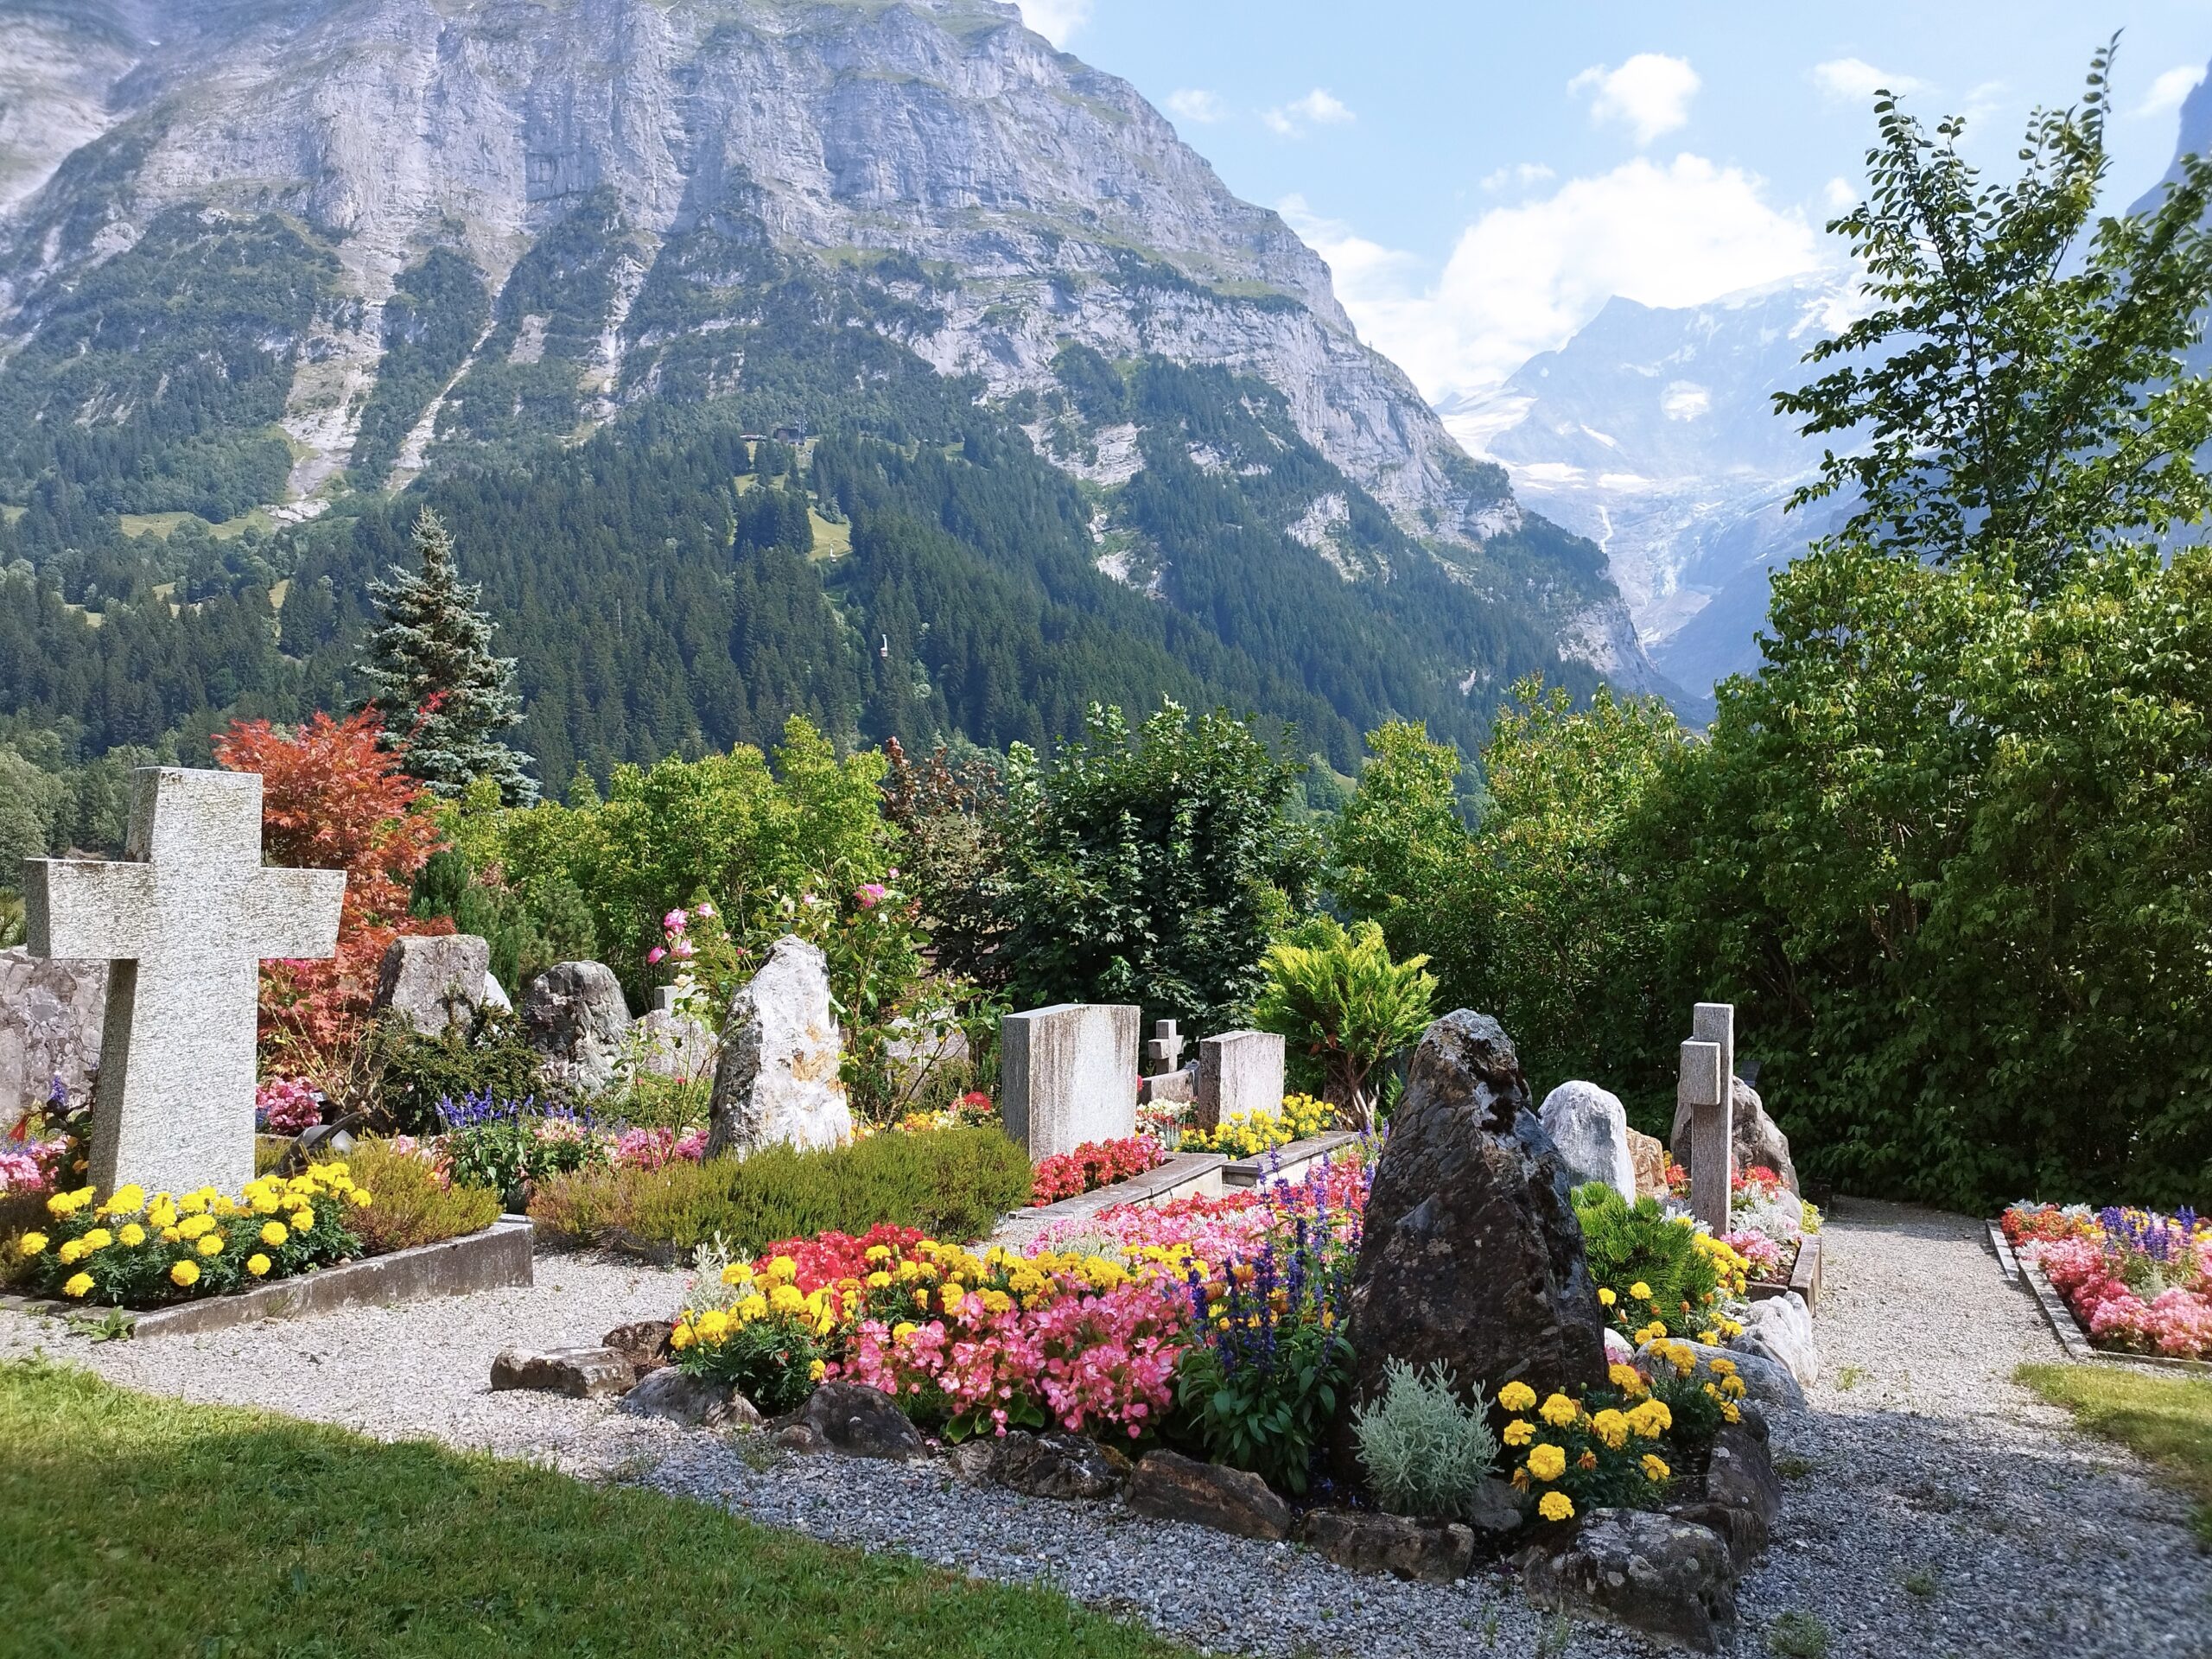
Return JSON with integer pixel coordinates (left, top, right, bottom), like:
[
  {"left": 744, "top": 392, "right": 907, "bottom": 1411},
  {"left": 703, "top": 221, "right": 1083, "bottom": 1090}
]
[
  {"left": 355, "top": 1008, "right": 546, "bottom": 1134},
  {"left": 1352, "top": 1358, "right": 1499, "bottom": 1518},
  {"left": 1571, "top": 1183, "right": 1720, "bottom": 1336},
  {"left": 529, "top": 1127, "right": 1033, "bottom": 1255},
  {"left": 346, "top": 1140, "right": 502, "bottom": 1255}
]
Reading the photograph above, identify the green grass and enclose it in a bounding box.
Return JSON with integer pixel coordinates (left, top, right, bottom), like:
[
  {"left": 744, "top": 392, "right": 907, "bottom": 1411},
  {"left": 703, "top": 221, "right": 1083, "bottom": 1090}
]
[
  {"left": 0, "top": 1356, "right": 1187, "bottom": 1659},
  {"left": 2018, "top": 1361, "right": 2212, "bottom": 1545}
]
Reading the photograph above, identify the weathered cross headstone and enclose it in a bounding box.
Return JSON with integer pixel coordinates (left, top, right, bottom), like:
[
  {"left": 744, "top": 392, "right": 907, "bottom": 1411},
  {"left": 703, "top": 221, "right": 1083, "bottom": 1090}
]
[
  {"left": 1195, "top": 1028, "right": 1287, "bottom": 1134},
  {"left": 22, "top": 768, "right": 346, "bottom": 1199},
  {"left": 1679, "top": 1001, "right": 1735, "bottom": 1234},
  {"left": 1000, "top": 1003, "right": 1138, "bottom": 1160},
  {"left": 1143, "top": 1019, "right": 1185, "bottom": 1077}
]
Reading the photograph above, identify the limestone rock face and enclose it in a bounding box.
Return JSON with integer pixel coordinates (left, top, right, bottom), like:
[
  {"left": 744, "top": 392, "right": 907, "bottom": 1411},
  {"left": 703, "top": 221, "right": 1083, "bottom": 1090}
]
[
  {"left": 0, "top": 946, "right": 105, "bottom": 1133},
  {"left": 1670, "top": 1077, "right": 1798, "bottom": 1194},
  {"left": 373, "top": 934, "right": 493, "bottom": 1036},
  {"left": 1537, "top": 1080, "right": 1636, "bottom": 1202},
  {"left": 706, "top": 936, "right": 851, "bottom": 1158},
  {"left": 518, "top": 962, "right": 631, "bottom": 1099},
  {"left": 1345, "top": 1012, "right": 1609, "bottom": 1412}
]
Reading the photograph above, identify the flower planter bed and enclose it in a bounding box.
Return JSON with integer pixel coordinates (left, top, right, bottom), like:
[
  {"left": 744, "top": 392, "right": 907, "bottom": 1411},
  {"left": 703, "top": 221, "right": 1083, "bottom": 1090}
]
[
  {"left": 989, "top": 1152, "right": 1227, "bottom": 1251},
  {"left": 2018, "top": 1255, "right": 2212, "bottom": 1376},
  {"left": 3, "top": 1215, "right": 533, "bottom": 1338},
  {"left": 1220, "top": 1130, "right": 1368, "bottom": 1191},
  {"left": 2000, "top": 1203, "right": 2212, "bottom": 1369},
  {"left": 1745, "top": 1234, "right": 1824, "bottom": 1311}
]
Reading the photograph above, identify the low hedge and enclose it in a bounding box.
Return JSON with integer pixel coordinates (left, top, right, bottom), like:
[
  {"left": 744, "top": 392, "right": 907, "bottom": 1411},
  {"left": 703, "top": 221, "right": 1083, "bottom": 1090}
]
[
  {"left": 346, "top": 1140, "right": 504, "bottom": 1255},
  {"left": 530, "top": 1127, "right": 1033, "bottom": 1257}
]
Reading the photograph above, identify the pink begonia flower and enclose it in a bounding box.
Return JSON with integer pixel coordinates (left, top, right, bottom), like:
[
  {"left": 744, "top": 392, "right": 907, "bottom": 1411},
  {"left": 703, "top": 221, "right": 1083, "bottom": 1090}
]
[
  {"left": 645, "top": 946, "right": 667, "bottom": 964},
  {"left": 664, "top": 909, "right": 687, "bottom": 931}
]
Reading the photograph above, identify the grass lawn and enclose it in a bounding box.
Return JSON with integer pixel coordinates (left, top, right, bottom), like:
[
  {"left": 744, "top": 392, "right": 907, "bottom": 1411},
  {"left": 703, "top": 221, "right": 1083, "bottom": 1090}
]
[
  {"left": 2018, "top": 1361, "right": 2212, "bottom": 1545},
  {"left": 0, "top": 1357, "right": 1188, "bottom": 1659}
]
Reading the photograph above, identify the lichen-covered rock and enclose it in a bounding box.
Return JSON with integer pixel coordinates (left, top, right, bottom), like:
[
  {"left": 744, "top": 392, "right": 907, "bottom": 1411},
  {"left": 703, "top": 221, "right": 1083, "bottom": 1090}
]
[
  {"left": 1300, "top": 1509, "right": 1476, "bottom": 1582},
  {"left": 1701, "top": 1421, "right": 1783, "bottom": 1555},
  {"left": 601, "top": 1319, "right": 676, "bottom": 1380},
  {"left": 518, "top": 962, "right": 631, "bottom": 1098},
  {"left": 1345, "top": 1011, "right": 1609, "bottom": 1414},
  {"left": 1538, "top": 1080, "right": 1635, "bottom": 1201},
  {"left": 620, "top": 1367, "right": 761, "bottom": 1429},
  {"left": 1518, "top": 1509, "right": 1739, "bottom": 1653},
  {"left": 373, "top": 934, "right": 492, "bottom": 1036},
  {"left": 630, "top": 1008, "right": 719, "bottom": 1081},
  {"left": 1669, "top": 1077, "right": 1798, "bottom": 1195},
  {"left": 1126, "top": 1450, "right": 1293, "bottom": 1540},
  {"left": 0, "top": 945, "right": 105, "bottom": 1134},
  {"left": 707, "top": 936, "right": 851, "bottom": 1158},
  {"left": 963, "top": 1429, "right": 1129, "bottom": 1500},
  {"left": 488, "top": 1346, "right": 632, "bottom": 1399},
  {"left": 798, "top": 1382, "right": 924, "bottom": 1460}
]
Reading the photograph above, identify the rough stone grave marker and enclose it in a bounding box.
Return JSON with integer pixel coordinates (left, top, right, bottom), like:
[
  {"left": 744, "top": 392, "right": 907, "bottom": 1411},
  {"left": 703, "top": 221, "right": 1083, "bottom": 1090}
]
[
  {"left": 1195, "top": 1029, "right": 1286, "bottom": 1133},
  {"left": 1681, "top": 1001, "right": 1735, "bottom": 1234},
  {"left": 22, "top": 768, "right": 346, "bottom": 1199},
  {"left": 1001, "top": 1003, "right": 1138, "bottom": 1160},
  {"left": 1143, "top": 1019, "right": 1185, "bottom": 1077}
]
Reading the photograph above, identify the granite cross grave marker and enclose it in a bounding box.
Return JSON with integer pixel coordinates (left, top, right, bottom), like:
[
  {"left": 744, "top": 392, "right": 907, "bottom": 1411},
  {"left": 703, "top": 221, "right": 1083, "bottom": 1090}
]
[
  {"left": 1679, "top": 1001, "right": 1735, "bottom": 1235},
  {"left": 1143, "top": 1019, "right": 1185, "bottom": 1077},
  {"left": 22, "top": 768, "right": 346, "bottom": 1199}
]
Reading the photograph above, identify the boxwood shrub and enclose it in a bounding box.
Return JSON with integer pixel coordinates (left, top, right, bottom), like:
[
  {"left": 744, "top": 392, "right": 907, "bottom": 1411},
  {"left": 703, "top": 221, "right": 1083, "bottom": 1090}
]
[{"left": 530, "top": 1127, "right": 1033, "bottom": 1257}]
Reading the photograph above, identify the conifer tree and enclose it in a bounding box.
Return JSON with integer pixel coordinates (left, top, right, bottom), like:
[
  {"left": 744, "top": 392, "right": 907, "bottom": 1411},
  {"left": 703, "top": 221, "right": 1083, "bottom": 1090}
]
[{"left": 357, "top": 508, "right": 537, "bottom": 804}]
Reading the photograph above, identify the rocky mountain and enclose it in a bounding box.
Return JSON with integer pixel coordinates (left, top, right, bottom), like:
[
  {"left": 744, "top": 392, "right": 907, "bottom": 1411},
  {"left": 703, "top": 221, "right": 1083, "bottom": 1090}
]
[
  {"left": 1440, "top": 276, "right": 1858, "bottom": 704},
  {"left": 0, "top": 0, "right": 1669, "bottom": 785}
]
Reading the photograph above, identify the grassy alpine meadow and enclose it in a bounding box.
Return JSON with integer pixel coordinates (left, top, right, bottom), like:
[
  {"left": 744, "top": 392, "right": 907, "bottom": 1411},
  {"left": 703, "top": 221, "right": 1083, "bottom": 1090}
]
[
  {"left": 2018, "top": 1363, "right": 2212, "bottom": 1546},
  {"left": 0, "top": 1357, "right": 1189, "bottom": 1659}
]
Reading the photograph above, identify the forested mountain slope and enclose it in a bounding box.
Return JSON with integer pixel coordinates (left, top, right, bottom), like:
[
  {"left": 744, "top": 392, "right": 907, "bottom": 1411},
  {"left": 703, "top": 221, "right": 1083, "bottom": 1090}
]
[{"left": 0, "top": 0, "right": 1668, "bottom": 787}]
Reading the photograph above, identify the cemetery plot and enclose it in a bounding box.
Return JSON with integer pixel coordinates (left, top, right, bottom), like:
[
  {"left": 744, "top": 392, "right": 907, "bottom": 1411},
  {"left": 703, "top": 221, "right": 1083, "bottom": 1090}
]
[{"left": 1999, "top": 1203, "right": 2212, "bottom": 1369}]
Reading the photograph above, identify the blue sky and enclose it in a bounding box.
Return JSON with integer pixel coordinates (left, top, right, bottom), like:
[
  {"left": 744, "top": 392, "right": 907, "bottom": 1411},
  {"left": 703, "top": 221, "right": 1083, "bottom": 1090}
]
[{"left": 1016, "top": 1, "right": 2212, "bottom": 403}]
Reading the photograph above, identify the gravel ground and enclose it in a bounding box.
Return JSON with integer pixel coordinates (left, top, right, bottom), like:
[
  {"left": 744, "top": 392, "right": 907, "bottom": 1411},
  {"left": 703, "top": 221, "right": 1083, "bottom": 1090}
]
[{"left": 4, "top": 1202, "right": 2207, "bottom": 1657}]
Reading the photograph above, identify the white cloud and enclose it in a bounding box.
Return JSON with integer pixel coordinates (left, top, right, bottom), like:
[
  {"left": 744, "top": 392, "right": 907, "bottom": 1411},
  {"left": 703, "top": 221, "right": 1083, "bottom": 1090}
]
[
  {"left": 2137, "top": 63, "right": 2205, "bottom": 119},
  {"left": 1480, "top": 162, "right": 1556, "bottom": 193},
  {"left": 1164, "top": 88, "right": 1227, "bottom": 125},
  {"left": 1661, "top": 381, "right": 1712, "bottom": 421},
  {"left": 1015, "top": 0, "right": 1090, "bottom": 47},
  {"left": 1811, "top": 57, "right": 1929, "bottom": 105},
  {"left": 1287, "top": 156, "right": 1827, "bottom": 403},
  {"left": 1262, "top": 87, "right": 1356, "bottom": 137},
  {"left": 1567, "top": 54, "right": 1700, "bottom": 145},
  {"left": 1822, "top": 176, "right": 1859, "bottom": 213}
]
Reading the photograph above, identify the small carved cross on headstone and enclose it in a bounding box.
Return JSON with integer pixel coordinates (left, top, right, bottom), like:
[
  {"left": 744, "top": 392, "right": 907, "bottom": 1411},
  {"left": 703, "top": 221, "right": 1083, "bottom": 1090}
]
[
  {"left": 1678, "top": 1001, "right": 1735, "bottom": 1236},
  {"left": 22, "top": 768, "right": 346, "bottom": 1200},
  {"left": 1143, "top": 1018, "right": 1185, "bottom": 1077}
]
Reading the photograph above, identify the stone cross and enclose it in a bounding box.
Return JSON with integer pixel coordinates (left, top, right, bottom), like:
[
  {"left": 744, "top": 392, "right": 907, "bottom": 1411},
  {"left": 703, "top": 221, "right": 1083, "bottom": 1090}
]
[
  {"left": 22, "top": 768, "right": 346, "bottom": 1200},
  {"left": 1679, "top": 1001, "right": 1735, "bottom": 1235},
  {"left": 1143, "top": 1018, "right": 1185, "bottom": 1077}
]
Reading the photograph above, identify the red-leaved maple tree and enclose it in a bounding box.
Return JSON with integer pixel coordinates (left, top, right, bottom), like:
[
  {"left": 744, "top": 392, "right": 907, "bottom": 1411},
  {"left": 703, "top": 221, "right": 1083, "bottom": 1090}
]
[{"left": 213, "top": 709, "right": 451, "bottom": 1078}]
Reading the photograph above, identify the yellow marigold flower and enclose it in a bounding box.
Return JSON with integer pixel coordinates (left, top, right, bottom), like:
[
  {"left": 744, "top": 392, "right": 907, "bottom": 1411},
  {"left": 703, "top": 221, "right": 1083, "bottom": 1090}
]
[
  {"left": 807, "top": 1358, "right": 828, "bottom": 1382},
  {"left": 1526, "top": 1443, "right": 1567, "bottom": 1482},
  {"left": 16, "top": 1232, "right": 47, "bottom": 1256},
  {"left": 1592, "top": 1408, "right": 1630, "bottom": 1451},
  {"left": 1721, "top": 1375, "right": 1747, "bottom": 1399},
  {"left": 766, "top": 1255, "right": 798, "bottom": 1281},
  {"left": 56, "top": 1239, "right": 85, "bottom": 1265},
  {"left": 736, "top": 1294, "right": 768, "bottom": 1319},
  {"left": 247, "top": 1253, "right": 271, "bottom": 1277},
  {"left": 117, "top": 1222, "right": 146, "bottom": 1247},
  {"left": 253, "top": 1193, "right": 281, "bottom": 1215},
  {"left": 866, "top": 1271, "right": 893, "bottom": 1289},
  {"left": 1642, "top": 1454, "right": 1670, "bottom": 1483},
  {"left": 1630, "top": 1281, "right": 1652, "bottom": 1301},
  {"left": 261, "top": 1222, "right": 289, "bottom": 1247},
  {"left": 104, "top": 1184, "right": 146, "bottom": 1216},
  {"left": 45, "top": 1192, "right": 71, "bottom": 1218},
  {"left": 171, "top": 1259, "right": 201, "bottom": 1287},
  {"left": 1538, "top": 1392, "right": 1580, "bottom": 1427},
  {"left": 1607, "top": 1363, "right": 1647, "bottom": 1395},
  {"left": 1699, "top": 1329, "right": 1719, "bottom": 1344},
  {"left": 81, "top": 1227, "right": 113, "bottom": 1251},
  {"left": 1597, "top": 1287, "right": 1616, "bottom": 1306},
  {"left": 289, "top": 1211, "right": 315, "bottom": 1233},
  {"left": 1707, "top": 1356, "right": 1736, "bottom": 1376},
  {"left": 149, "top": 1203, "right": 178, "bottom": 1229},
  {"left": 1537, "top": 1491, "right": 1575, "bottom": 1522},
  {"left": 1510, "top": 1467, "right": 1529, "bottom": 1491},
  {"left": 1577, "top": 1449, "right": 1599, "bottom": 1471},
  {"left": 1497, "top": 1381, "right": 1537, "bottom": 1414},
  {"left": 670, "top": 1323, "right": 696, "bottom": 1351},
  {"left": 351, "top": 1190, "right": 372, "bottom": 1209},
  {"left": 63, "top": 1271, "right": 94, "bottom": 1298},
  {"left": 864, "top": 1244, "right": 892, "bottom": 1262},
  {"left": 1503, "top": 1418, "right": 1535, "bottom": 1446},
  {"left": 940, "top": 1285, "right": 965, "bottom": 1313},
  {"left": 892, "top": 1321, "right": 917, "bottom": 1341},
  {"left": 768, "top": 1284, "right": 805, "bottom": 1316},
  {"left": 1720, "top": 1400, "right": 1741, "bottom": 1424},
  {"left": 197, "top": 1233, "right": 224, "bottom": 1256},
  {"left": 697, "top": 1309, "right": 732, "bottom": 1341},
  {"left": 177, "top": 1213, "right": 213, "bottom": 1240},
  {"left": 721, "top": 1263, "right": 750, "bottom": 1286},
  {"left": 180, "top": 1192, "right": 208, "bottom": 1215},
  {"left": 161, "top": 1226, "right": 181, "bottom": 1243}
]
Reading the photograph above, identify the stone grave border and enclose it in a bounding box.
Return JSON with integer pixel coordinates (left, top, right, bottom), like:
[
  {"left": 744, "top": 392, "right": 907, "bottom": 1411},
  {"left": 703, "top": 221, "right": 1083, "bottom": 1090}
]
[
  {"left": 3, "top": 1215, "right": 534, "bottom": 1338},
  {"left": 1220, "top": 1129, "right": 1367, "bottom": 1191},
  {"left": 1993, "top": 1224, "right": 2212, "bottom": 1376},
  {"left": 988, "top": 1151, "right": 1227, "bottom": 1250},
  {"left": 1745, "top": 1233, "right": 1823, "bottom": 1312}
]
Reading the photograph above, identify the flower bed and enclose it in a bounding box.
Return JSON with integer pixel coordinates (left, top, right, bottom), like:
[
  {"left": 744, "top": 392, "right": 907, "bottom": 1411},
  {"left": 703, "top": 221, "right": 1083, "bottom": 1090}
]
[
  {"left": 1029, "top": 1135, "right": 1166, "bottom": 1205},
  {"left": 2006, "top": 1202, "right": 2212, "bottom": 1362},
  {"left": 1180, "top": 1092, "right": 1335, "bottom": 1157},
  {"left": 1571, "top": 1182, "right": 1752, "bottom": 1348}
]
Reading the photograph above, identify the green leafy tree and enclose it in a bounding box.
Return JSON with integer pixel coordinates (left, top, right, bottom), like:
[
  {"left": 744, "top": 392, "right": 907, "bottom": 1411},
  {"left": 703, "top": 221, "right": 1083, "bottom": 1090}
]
[
  {"left": 1250, "top": 916, "right": 1436, "bottom": 1128},
  {"left": 1327, "top": 720, "right": 1475, "bottom": 967},
  {"left": 994, "top": 702, "right": 1316, "bottom": 1033},
  {"left": 358, "top": 508, "right": 537, "bottom": 804},
  {"left": 1777, "top": 36, "right": 2212, "bottom": 594}
]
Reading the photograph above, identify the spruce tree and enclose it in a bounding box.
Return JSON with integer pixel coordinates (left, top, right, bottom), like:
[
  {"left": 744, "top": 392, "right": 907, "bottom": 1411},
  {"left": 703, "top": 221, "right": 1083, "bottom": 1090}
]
[{"left": 357, "top": 508, "right": 538, "bottom": 804}]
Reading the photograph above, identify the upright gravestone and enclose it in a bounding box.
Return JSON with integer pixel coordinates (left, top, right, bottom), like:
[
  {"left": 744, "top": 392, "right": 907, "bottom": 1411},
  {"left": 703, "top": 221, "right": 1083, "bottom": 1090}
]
[
  {"left": 1680, "top": 1001, "right": 1735, "bottom": 1235},
  {"left": 1000, "top": 1003, "right": 1139, "bottom": 1160},
  {"left": 1195, "top": 1029, "right": 1287, "bottom": 1134},
  {"left": 1143, "top": 1019, "right": 1186, "bottom": 1077},
  {"left": 21, "top": 768, "right": 346, "bottom": 1198}
]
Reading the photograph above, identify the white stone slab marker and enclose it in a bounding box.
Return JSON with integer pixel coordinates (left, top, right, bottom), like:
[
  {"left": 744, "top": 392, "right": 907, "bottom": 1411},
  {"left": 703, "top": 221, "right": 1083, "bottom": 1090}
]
[
  {"left": 22, "top": 768, "right": 345, "bottom": 1199},
  {"left": 1001, "top": 1003, "right": 1139, "bottom": 1160}
]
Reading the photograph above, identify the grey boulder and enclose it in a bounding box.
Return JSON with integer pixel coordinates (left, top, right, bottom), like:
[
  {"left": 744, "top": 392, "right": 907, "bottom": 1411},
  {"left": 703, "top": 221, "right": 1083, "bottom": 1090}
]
[
  {"left": 1538, "top": 1079, "right": 1636, "bottom": 1201},
  {"left": 1733, "top": 1292, "right": 1820, "bottom": 1387},
  {"left": 374, "top": 934, "right": 493, "bottom": 1036},
  {"left": 518, "top": 961, "right": 631, "bottom": 1098},
  {"left": 706, "top": 935, "right": 853, "bottom": 1158},
  {"left": 1300, "top": 1508, "right": 1477, "bottom": 1582},
  {"left": 620, "top": 1367, "right": 761, "bottom": 1429},
  {"left": 1669, "top": 1076, "right": 1798, "bottom": 1195},
  {"left": 957, "top": 1429, "right": 1129, "bottom": 1499},
  {"left": 1519, "top": 1509, "right": 1739, "bottom": 1652},
  {"left": 1126, "top": 1449, "right": 1293, "bottom": 1540},
  {"left": 798, "top": 1382, "right": 925, "bottom": 1459},
  {"left": 1638, "top": 1338, "right": 1806, "bottom": 1412},
  {"left": 489, "top": 1346, "right": 632, "bottom": 1399},
  {"left": 0, "top": 945, "right": 105, "bottom": 1133}
]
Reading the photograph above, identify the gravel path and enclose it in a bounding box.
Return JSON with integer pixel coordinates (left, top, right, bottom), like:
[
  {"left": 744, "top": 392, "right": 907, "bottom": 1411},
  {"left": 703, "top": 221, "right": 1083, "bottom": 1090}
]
[{"left": 4, "top": 1203, "right": 2207, "bottom": 1657}]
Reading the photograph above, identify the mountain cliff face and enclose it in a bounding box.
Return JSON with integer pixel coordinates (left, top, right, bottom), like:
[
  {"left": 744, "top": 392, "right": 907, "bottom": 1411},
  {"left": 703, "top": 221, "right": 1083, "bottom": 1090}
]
[{"left": 0, "top": 0, "right": 1665, "bottom": 734}]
